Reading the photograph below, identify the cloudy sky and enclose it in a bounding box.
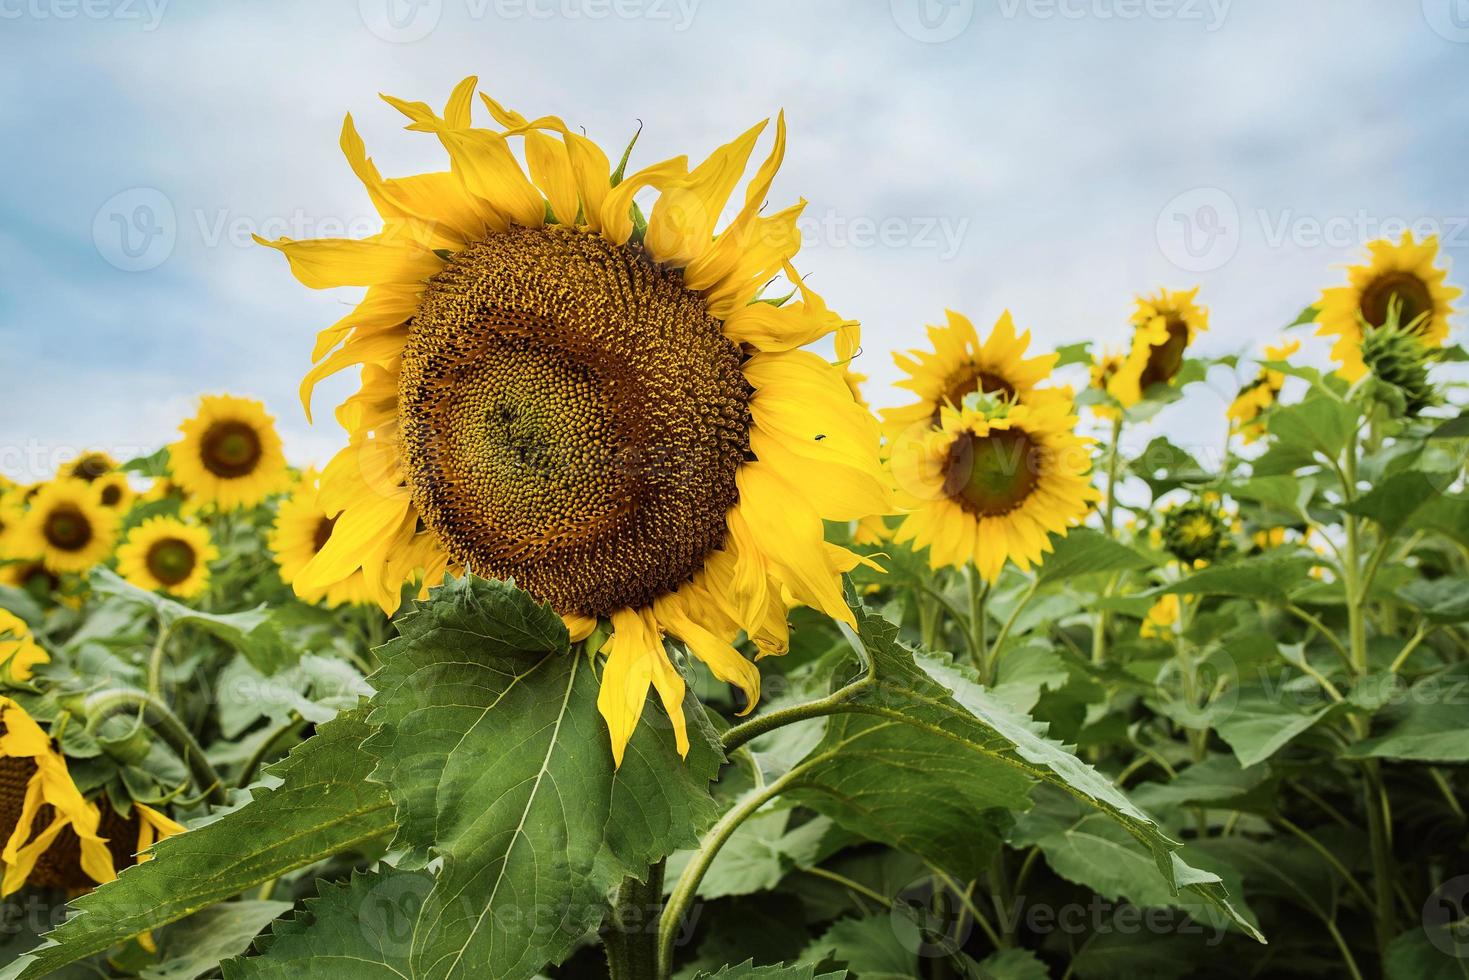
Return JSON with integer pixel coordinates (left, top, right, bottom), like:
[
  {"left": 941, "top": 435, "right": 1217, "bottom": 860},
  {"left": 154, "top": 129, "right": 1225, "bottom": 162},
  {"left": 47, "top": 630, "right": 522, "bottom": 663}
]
[{"left": 2, "top": 0, "right": 1465, "bottom": 481}]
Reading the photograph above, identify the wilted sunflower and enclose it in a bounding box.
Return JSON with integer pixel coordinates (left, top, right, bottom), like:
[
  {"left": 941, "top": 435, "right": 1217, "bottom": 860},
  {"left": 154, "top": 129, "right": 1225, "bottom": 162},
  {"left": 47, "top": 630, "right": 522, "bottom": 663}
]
[
  {"left": 0, "top": 698, "right": 183, "bottom": 896},
  {"left": 63, "top": 451, "right": 117, "bottom": 484},
  {"left": 1316, "top": 232, "right": 1461, "bottom": 381},
  {"left": 1109, "top": 288, "right": 1208, "bottom": 407},
  {"left": 1087, "top": 349, "right": 1125, "bottom": 421},
  {"left": 258, "top": 78, "right": 887, "bottom": 763},
  {"left": 117, "top": 516, "right": 216, "bottom": 599},
  {"left": 0, "top": 611, "right": 47, "bottom": 683},
  {"left": 171, "top": 395, "right": 289, "bottom": 511},
  {"left": 13, "top": 479, "right": 117, "bottom": 574},
  {"left": 269, "top": 472, "right": 373, "bottom": 608},
  {"left": 1227, "top": 339, "right": 1299, "bottom": 442},
  {"left": 91, "top": 471, "right": 136, "bottom": 514},
  {"left": 883, "top": 310, "right": 1060, "bottom": 435},
  {"left": 890, "top": 397, "right": 1097, "bottom": 582}
]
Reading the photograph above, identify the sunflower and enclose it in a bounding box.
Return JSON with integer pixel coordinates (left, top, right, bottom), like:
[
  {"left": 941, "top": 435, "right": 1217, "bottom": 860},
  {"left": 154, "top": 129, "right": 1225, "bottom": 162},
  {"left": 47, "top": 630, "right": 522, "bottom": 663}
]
[
  {"left": 890, "top": 396, "right": 1097, "bottom": 582},
  {"left": 116, "top": 517, "right": 216, "bottom": 599},
  {"left": 0, "top": 562, "right": 58, "bottom": 600},
  {"left": 1161, "top": 499, "right": 1228, "bottom": 566},
  {"left": 1140, "top": 593, "right": 1179, "bottom": 640},
  {"left": 63, "top": 451, "right": 117, "bottom": 483},
  {"left": 1316, "top": 232, "right": 1461, "bottom": 381},
  {"left": 170, "top": 395, "right": 289, "bottom": 511},
  {"left": 0, "top": 489, "right": 24, "bottom": 560},
  {"left": 0, "top": 611, "right": 47, "bottom": 683},
  {"left": 268, "top": 472, "right": 373, "bottom": 608},
  {"left": 0, "top": 698, "right": 184, "bottom": 897},
  {"left": 883, "top": 310, "right": 1060, "bottom": 436},
  {"left": 1227, "top": 339, "right": 1299, "bottom": 442},
  {"left": 12, "top": 480, "right": 118, "bottom": 574},
  {"left": 1109, "top": 287, "right": 1208, "bottom": 407},
  {"left": 258, "top": 78, "right": 888, "bottom": 764},
  {"left": 1087, "top": 349, "right": 1125, "bottom": 421},
  {"left": 91, "top": 471, "right": 136, "bottom": 514}
]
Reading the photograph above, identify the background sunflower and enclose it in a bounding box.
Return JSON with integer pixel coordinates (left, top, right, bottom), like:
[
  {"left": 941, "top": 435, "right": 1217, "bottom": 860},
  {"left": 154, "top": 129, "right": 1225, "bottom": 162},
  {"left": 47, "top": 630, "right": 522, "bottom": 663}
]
[
  {"left": 13, "top": 479, "right": 117, "bottom": 574},
  {"left": 1108, "top": 287, "right": 1208, "bottom": 407},
  {"left": 116, "top": 516, "right": 216, "bottom": 599},
  {"left": 170, "top": 395, "right": 289, "bottom": 511}
]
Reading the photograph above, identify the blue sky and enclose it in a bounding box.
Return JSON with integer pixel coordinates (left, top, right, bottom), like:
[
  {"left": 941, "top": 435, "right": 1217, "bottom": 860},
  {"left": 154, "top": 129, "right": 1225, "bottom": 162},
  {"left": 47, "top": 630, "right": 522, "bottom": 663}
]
[{"left": 2, "top": 0, "right": 1466, "bottom": 481}]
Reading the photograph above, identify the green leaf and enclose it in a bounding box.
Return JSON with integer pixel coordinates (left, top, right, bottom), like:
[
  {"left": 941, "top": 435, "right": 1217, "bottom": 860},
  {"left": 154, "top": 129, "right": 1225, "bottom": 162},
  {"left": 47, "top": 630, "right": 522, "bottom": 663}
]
[
  {"left": 1266, "top": 393, "right": 1360, "bottom": 464},
  {"left": 1131, "top": 755, "right": 1274, "bottom": 815},
  {"left": 1054, "top": 341, "right": 1093, "bottom": 368},
  {"left": 1128, "top": 438, "right": 1212, "bottom": 497},
  {"left": 1225, "top": 474, "right": 1315, "bottom": 519},
  {"left": 1160, "top": 557, "right": 1315, "bottom": 600},
  {"left": 222, "top": 868, "right": 429, "bottom": 979},
  {"left": 1036, "top": 529, "right": 1155, "bottom": 586},
  {"left": 1397, "top": 577, "right": 1469, "bottom": 623},
  {"left": 973, "top": 948, "right": 1051, "bottom": 980},
  {"left": 665, "top": 810, "right": 826, "bottom": 901},
  {"left": 1344, "top": 665, "right": 1469, "bottom": 762},
  {"left": 1212, "top": 686, "right": 1337, "bottom": 767},
  {"left": 803, "top": 914, "right": 917, "bottom": 980},
  {"left": 142, "top": 901, "right": 293, "bottom": 980},
  {"left": 2, "top": 708, "right": 394, "bottom": 980},
  {"left": 363, "top": 574, "right": 722, "bottom": 978},
  {"left": 774, "top": 589, "right": 1260, "bottom": 941},
  {"left": 1385, "top": 923, "right": 1469, "bottom": 980},
  {"left": 1342, "top": 470, "right": 1448, "bottom": 539},
  {"left": 89, "top": 569, "right": 292, "bottom": 674},
  {"left": 696, "top": 961, "right": 847, "bottom": 980}
]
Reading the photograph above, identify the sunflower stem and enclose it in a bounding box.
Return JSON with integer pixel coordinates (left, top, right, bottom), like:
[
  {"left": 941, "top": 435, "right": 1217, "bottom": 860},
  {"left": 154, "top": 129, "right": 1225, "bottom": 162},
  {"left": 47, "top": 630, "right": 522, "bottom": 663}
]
[
  {"left": 81, "top": 688, "right": 227, "bottom": 806},
  {"left": 145, "top": 619, "right": 173, "bottom": 698},
  {"left": 605, "top": 860, "right": 664, "bottom": 980},
  {"left": 966, "top": 569, "right": 990, "bottom": 681}
]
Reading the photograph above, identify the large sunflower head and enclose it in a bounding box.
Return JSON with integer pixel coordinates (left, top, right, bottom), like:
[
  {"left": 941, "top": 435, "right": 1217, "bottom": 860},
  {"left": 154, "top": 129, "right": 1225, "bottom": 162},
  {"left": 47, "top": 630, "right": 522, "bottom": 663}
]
[
  {"left": 259, "top": 78, "right": 888, "bottom": 763},
  {"left": 882, "top": 310, "right": 1061, "bottom": 435},
  {"left": 13, "top": 479, "right": 118, "bottom": 574},
  {"left": 116, "top": 516, "right": 216, "bottom": 599},
  {"left": 1109, "top": 287, "right": 1208, "bottom": 407},
  {"left": 268, "top": 471, "right": 373, "bottom": 608},
  {"left": 0, "top": 611, "right": 48, "bottom": 683},
  {"left": 1227, "top": 338, "right": 1299, "bottom": 442},
  {"left": 63, "top": 451, "right": 118, "bottom": 484},
  {"left": 1316, "top": 232, "right": 1461, "bottom": 381},
  {"left": 890, "top": 395, "right": 1098, "bottom": 582},
  {"left": 170, "top": 395, "right": 289, "bottom": 511}
]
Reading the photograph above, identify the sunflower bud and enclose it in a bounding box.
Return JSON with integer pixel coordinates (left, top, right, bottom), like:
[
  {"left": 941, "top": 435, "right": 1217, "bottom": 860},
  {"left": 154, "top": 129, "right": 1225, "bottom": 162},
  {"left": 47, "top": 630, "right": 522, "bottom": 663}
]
[
  {"left": 1360, "top": 321, "right": 1437, "bottom": 418},
  {"left": 1161, "top": 500, "right": 1229, "bottom": 566}
]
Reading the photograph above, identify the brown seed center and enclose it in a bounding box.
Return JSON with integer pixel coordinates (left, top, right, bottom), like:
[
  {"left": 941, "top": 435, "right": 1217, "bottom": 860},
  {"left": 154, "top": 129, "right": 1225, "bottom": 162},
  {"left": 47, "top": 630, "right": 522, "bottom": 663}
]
[
  {"left": 942, "top": 428, "right": 1041, "bottom": 517},
  {"left": 43, "top": 505, "right": 93, "bottom": 552},
  {"left": 1359, "top": 271, "right": 1434, "bottom": 332},
  {"left": 200, "top": 421, "right": 263, "bottom": 479},
  {"left": 145, "top": 537, "right": 197, "bottom": 586}
]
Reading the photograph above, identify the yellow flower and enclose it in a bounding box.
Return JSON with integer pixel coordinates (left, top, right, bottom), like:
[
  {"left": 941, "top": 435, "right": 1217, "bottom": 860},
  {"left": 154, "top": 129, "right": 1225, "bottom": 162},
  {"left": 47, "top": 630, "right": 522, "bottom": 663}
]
[
  {"left": 890, "top": 397, "right": 1097, "bottom": 582},
  {"left": 0, "top": 562, "right": 58, "bottom": 599},
  {"left": 63, "top": 451, "right": 118, "bottom": 484},
  {"left": 0, "top": 490, "right": 24, "bottom": 561},
  {"left": 1109, "top": 287, "right": 1208, "bottom": 407},
  {"left": 0, "top": 697, "right": 114, "bottom": 895},
  {"left": 116, "top": 516, "right": 216, "bottom": 599},
  {"left": 0, "top": 612, "right": 47, "bottom": 683},
  {"left": 170, "top": 395, "right": 289, "bottom": 511},
  {"left": 12, "top": 479, "right": 118, "bottom": 574},
  {"left": 1140, "top": 594, "right": 1179, "bottom": 639},
  {"left": 0, "top": 613, "right": 47, "bottom": 686},
  {"left": 91, "top": 471, "right": 136, "bottom": 514},
  {"left": 1228, "top": 339, "right": 1299, "bottom": 442},
  {"left": 1315, "top": 232, "right": 1461, "bottom": 381},
  {"left": 268, "top": 471, "right": 373, "bottom": 608},
  {"left": 258, "top": 78, "right": 889, "bottom": 765},
  {"left": 883, "top": 310, "right": 1061, "bottom": 436}
]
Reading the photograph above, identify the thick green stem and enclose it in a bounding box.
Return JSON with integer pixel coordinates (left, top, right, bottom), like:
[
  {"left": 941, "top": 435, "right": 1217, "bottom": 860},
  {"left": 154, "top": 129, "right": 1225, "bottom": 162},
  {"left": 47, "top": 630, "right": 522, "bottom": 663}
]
[
  {"left": 966, "top": 570, "right": 989, "bottom": 680},
  {"left": 605, "top": 861, "right": 664, "bottom": 980},
  {"left": 1101, "top": 415, "right": 1123, "bottom": 537},
  {"left": 82, "top": 688, "right": 227, "bottom": 806},
  {"left": 146, "top": 620, "right": 173, "bottom": 697}
]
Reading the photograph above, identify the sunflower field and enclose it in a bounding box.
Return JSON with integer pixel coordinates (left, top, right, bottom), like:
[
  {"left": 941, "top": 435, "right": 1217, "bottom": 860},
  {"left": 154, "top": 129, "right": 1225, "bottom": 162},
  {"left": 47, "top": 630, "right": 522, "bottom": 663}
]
[{"left": 1, "top": 79, "right": 1467, "bottom": 980}]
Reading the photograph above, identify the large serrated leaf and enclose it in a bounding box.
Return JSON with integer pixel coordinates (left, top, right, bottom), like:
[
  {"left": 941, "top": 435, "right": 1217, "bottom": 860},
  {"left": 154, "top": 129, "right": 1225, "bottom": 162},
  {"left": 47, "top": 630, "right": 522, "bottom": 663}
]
[
  {"left": 2, "top": 709, "right": 394, "bottom": 980},
  {"left": 774, "top": 589, "right": 1262, "bottom": 942},
  {"left": 363, "top": 575, "right": 724, "bottom": 979}
]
